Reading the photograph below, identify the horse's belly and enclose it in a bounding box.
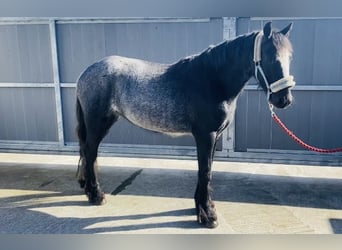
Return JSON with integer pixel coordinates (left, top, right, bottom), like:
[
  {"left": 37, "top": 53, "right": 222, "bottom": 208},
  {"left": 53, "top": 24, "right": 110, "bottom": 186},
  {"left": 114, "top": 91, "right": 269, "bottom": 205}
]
[{"left": 121, "top": 108, "right": 191, "bottom": 136}]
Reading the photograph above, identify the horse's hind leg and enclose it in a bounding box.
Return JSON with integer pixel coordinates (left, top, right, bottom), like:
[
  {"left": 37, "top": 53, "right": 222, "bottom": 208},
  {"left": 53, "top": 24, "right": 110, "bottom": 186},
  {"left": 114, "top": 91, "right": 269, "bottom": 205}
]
[
  {"left": 83, "top": 137, "right": 103, "bottom": 204},
  {"left": 193, "top": 131, "right": 219, "bottom": 228},
  {"left": 81, "top": 112, "right": 118, "bottom": 205}
]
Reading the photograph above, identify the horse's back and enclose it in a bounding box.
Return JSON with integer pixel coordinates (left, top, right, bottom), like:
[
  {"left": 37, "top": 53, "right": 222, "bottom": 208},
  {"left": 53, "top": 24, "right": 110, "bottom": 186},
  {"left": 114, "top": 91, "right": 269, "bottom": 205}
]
[{"left": 76, "top": 55, "right": 162, "bottom": 101}]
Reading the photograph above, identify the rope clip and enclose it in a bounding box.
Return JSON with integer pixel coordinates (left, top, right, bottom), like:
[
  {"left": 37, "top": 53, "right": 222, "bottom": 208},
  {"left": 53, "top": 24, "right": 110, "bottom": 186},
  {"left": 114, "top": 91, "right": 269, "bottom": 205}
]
[{"left": 268, "top": 103, "right": 275, "bottom": 116}]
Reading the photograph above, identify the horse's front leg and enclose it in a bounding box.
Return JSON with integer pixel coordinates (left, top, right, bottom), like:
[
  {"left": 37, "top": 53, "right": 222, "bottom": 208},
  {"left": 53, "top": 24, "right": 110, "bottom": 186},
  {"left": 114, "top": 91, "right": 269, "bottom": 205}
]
[{"left": 193, "top": 132, "right": 218, "bottom": 228}]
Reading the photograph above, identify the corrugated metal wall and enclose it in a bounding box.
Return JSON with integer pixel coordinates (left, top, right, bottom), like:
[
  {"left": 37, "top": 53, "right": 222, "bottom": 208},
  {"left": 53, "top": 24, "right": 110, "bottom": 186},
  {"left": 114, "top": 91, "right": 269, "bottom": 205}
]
[
  {"left": 0, "top": 18, "right": 225, "bottom": 154},
  {"left": 0, "top": 24, "right": 58, "bottom": 142},
  {"left": 0, "top": 24, "right": 53, "bottom": 83}
]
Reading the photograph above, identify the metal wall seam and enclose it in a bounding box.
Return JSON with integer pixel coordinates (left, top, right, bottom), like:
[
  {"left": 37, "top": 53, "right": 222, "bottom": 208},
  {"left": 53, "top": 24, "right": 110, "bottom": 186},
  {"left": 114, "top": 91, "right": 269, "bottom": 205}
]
[
  {"left": 49, "top": 19, "right": 65, "bottom": 147},
  {"left": 0, "top": 83, "right": 55, "bottom": 88},
  {"left": 0, "top": 18, "right": 50, "bottom": 25},
  {"left": 56, "top": 17, "right": 211, "bottom": 24},
  {"left": 0, "top": 17, "right": 211, "bottom": 25},
  {"left": 222, "top": 17, "right": 237, "bottom": 155}
]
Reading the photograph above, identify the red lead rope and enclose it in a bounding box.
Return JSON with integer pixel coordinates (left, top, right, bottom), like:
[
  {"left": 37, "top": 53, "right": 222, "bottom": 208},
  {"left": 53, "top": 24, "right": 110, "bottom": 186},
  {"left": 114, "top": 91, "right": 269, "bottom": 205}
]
[{"left": 271, "top": 109, "right": 342, "bottom": 153}]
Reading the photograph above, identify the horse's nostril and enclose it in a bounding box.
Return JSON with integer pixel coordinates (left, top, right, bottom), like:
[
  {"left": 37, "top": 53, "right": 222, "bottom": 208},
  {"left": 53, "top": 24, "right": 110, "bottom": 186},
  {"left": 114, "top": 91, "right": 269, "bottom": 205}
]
[
  {"left": 273, "top": 95, "right": 291, "bottom": 109},
  {"left": 279, "top": 96, "right": 286, "bottom": 105},
  {"left": 282, "top": 96, "right": 293, "bottom": 108}
]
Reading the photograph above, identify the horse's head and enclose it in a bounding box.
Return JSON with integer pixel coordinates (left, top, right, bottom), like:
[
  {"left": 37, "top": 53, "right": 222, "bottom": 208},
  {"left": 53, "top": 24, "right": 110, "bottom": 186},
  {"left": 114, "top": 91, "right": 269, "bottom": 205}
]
[{"left": 254, "top": 22, "right": 295, "bottom": 109}]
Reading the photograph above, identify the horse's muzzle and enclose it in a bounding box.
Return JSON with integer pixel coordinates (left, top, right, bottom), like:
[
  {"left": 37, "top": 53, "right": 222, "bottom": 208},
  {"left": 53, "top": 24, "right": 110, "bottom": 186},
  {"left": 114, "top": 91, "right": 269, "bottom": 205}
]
[{"left": 270, "top": 91, "right": 293, "bottom": 109}]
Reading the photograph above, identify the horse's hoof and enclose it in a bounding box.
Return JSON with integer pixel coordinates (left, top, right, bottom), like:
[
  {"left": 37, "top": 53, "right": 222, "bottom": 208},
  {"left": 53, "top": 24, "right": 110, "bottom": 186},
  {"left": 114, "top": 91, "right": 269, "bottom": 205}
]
[
  {"left": 87, "top": 192, "right": 106, "bottom": 205},
  {"left": 205, "top": 219, "right": 219, "bottom": 228},
  {"left": 197, "top": 215, "right": 219, "bottom": 228},
  {"left": 197, "top": 205, "right": 218, "bottom": 228}
]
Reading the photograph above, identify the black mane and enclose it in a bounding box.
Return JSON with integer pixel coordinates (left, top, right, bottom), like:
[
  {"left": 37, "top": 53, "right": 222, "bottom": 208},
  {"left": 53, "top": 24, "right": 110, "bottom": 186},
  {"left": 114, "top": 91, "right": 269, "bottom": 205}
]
[{"left": 166, "top": 32, "right": 257, "bottom": 82}]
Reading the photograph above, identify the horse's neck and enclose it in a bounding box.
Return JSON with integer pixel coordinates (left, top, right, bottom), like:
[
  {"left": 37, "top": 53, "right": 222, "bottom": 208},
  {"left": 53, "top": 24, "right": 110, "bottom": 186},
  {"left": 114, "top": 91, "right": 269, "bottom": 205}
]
[
  {"left": 167, "top": 32, "right": 257, "bottom": 100},
  {"left": 212, "top": 33, "right": 256, "bottom": 99}
]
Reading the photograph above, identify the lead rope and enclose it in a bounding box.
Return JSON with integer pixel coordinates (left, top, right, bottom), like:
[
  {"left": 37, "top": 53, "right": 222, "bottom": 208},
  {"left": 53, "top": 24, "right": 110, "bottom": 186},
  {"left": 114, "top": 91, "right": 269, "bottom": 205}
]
[{"left": 269, "top": 104, "right": 342, "bottom": 153}]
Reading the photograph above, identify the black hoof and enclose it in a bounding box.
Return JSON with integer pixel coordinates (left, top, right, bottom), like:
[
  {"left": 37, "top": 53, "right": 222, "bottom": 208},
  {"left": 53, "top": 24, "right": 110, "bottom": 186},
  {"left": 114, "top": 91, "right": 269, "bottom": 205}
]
[
  {"left": 197, "top": 214, "right": 219, "bottom": 228},
  {"left": 85, "top": 184, "right": 106, "bottom": 205},
  {"left": 87, "top": 191, "right": 106, "bottom": 205},
  {"left": 197, "top": 204, "right": 218, "bottom": 228}
]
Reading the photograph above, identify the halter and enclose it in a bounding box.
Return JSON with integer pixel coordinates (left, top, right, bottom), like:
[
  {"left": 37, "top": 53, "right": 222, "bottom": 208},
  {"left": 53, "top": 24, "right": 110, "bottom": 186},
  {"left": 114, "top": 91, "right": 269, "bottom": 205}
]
[{"left": 253, "top": 31, "right": 295, "bottom": 100}]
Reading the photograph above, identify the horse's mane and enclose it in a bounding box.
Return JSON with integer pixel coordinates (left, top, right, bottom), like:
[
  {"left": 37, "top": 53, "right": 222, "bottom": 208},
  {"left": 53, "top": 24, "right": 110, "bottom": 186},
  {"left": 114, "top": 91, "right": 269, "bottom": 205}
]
[
  {"left": 166, "top": 32, "right": 256, "bottom": 77},
  {"left": 167, "top": 30, "right": 292, "bottom": 77}
]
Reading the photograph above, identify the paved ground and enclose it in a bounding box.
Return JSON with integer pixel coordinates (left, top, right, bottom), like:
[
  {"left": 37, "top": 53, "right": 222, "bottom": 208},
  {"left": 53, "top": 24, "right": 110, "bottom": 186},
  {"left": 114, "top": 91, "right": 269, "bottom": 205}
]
[{"left": 0, "top": 152, "right": 341, "bottom": 234}]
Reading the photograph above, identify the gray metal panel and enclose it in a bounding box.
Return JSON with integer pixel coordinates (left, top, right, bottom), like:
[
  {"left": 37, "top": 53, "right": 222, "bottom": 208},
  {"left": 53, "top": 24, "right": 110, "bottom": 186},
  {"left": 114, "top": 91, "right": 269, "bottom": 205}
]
[
  {"left": 0, "top": 24, "right": 53, "bottom": 83},
  {"left": 0, "top": 88, "right": 58, "bottom": 141},
  {"left": 311, "top": 19, "right": 342, "bottom": 85},
  {"left": 236, "top": 18, "right": 262, "bottom": 35},
  {"left": 59, "top": 19, "right": 223, "bottom": 148},
  {"left": 235, "top": 90, "right": 342, "bottom": 151},
  {"left": 61, "top": 87, "right": 76, "bottom": 142},
  {"left": 235, "top": 90, "right": 272, "bottom": 151},
  {"left": 57, "top": 19, "right": 223, "bottom": 83}
]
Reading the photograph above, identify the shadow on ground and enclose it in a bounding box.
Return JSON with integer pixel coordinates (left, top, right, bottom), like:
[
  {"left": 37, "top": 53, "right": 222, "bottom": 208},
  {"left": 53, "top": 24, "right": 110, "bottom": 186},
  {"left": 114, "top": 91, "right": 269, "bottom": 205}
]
[
  {"left": 0, "top": 162, "right": 341, "bottom": 233},
  {"left": 330, "top": 219, "right": 342, "bottom": 234}
]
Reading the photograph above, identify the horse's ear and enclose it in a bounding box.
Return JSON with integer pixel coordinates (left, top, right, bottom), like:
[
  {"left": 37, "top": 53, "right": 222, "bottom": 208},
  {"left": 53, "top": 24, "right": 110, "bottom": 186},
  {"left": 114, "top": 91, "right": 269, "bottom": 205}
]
[
  {"left": 280, "top": 22, "right": 293, "bottom": 37},
  {"left": 263, "top": 22, "right": 272, "bottom": 39}
]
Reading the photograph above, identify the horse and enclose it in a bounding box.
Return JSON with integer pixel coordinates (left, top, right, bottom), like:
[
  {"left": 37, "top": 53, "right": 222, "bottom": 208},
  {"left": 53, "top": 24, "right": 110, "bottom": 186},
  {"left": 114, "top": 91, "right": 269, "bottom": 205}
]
[{"left": 75, "top": 22, "right": 295, "bottom": 228}]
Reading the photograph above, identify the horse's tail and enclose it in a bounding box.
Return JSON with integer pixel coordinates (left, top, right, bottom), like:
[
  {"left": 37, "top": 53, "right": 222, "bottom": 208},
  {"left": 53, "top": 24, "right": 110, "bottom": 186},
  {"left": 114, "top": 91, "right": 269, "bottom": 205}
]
[
  {"left": 76, "top": 97, "right": 86, "bottom": 186},
  {"left": 76, "top": 97, "right": 86, "bottom": 145}
]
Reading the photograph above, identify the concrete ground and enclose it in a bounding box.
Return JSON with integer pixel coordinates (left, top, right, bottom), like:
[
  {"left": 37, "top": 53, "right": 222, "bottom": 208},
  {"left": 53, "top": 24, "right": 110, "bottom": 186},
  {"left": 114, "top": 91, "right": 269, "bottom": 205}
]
[{"left": 0, "top": 152, "right": 341, "bottom": 234}]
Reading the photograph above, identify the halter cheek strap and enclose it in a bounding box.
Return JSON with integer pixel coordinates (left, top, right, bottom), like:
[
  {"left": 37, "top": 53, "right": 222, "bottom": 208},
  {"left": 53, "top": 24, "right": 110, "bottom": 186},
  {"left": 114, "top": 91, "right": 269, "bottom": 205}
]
[{"left": 253, "top": 31, "right": 295, "bottom": 99}]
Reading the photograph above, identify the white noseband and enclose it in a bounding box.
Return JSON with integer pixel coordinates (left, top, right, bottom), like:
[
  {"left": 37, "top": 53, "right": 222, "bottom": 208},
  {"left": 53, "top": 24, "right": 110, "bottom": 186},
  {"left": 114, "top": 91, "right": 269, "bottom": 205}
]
[{"left": 253, "top": 31, "right": 295, "bottom": 99}]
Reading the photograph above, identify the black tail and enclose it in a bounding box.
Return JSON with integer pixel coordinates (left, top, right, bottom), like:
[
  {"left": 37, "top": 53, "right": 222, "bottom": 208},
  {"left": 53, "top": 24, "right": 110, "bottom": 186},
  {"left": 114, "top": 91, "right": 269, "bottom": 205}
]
[
  {"left": 76, "top": 98, "right": 86, "bottom": 183},
  {"left": 76, "top": 97, "right": 86, "bottom": 145}
]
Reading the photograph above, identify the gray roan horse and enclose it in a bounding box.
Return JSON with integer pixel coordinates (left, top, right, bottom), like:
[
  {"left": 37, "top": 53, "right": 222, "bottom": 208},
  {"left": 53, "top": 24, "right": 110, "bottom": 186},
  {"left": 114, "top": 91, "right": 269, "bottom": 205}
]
[{"left": 76, "top": 22, "right": 295, "bottom": 228}]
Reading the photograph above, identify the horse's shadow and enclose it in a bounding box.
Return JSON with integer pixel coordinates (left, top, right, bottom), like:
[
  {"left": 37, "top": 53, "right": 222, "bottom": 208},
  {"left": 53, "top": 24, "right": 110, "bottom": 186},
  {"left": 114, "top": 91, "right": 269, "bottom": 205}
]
[
  {"left": 0, "top": 162, "right": 341, "bottom": 233},
  {"left": 0, "top": 163, "right": 201, "bottom": 233},
  {"left": 0, "top": 193, "right": 198, "bottom": 233}
]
